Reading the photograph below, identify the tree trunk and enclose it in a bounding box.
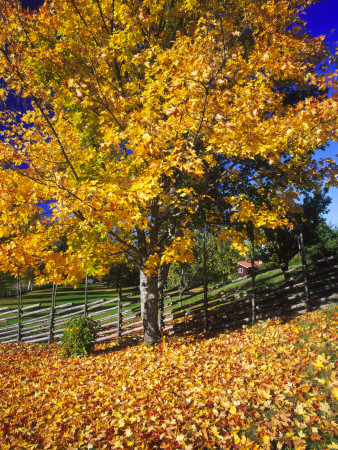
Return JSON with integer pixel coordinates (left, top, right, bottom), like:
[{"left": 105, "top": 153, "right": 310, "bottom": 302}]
[
  {"left": 279, "top": 260, "right": 290, "bottom": 283},
  {"left": 140, "top": 269, "right": 161, "bottom": 345},
  {"left": 278, "top": 256, "right": 290, "bottom": 283}
]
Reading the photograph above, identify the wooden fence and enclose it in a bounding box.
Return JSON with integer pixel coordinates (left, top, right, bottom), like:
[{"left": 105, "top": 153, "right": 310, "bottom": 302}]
[
  {"left": 0, "top": 255, "right": 337, "bottom": 345},
  {"left": 0, "top": 295, "right": 143, "bottom": 344},
  {"left": 169, "top": 254, "right": 338, "bottom": 335}
]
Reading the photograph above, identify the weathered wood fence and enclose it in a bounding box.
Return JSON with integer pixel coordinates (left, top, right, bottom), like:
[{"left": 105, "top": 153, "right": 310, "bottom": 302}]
[
  {"left": 0, "top": 255, "right": 337, "bottom": 345},
  {"left": 170, "top": 254, "right": 338, "bottom": 335},
  {"left": 0, "top": 296, "right": 142, "bottom": 344}
]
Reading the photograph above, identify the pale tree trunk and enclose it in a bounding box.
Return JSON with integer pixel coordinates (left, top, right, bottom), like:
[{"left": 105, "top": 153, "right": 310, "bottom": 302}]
[{"left": 140, "top": 269, "right": 161, "bottom": 345}]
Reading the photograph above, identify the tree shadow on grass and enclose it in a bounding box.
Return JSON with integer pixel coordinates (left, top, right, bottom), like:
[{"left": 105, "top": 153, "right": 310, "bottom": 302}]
[
  {"left": 168, "top": 292, "right": 338, "bottom": 346},
  {"left": 93, "top": 336, "right": 142, "bottom": 356}
]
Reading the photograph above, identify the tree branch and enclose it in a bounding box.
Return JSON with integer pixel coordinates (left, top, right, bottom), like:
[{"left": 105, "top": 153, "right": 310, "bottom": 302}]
[
  {"left": 94, "top": 0, "right": 110, "bottom": 35},
  {"left": 0, "top": 47, "right": 80, "bottom": 182}
]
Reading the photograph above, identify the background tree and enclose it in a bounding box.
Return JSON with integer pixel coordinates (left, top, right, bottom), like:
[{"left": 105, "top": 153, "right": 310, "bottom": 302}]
[
  {"left": 261, "top": 188, "right": 332, "bottom": 278},
  {"left": 0, "top": 271, "right": 16, "bottom": 299},
  {"left": 0, "top": 0, "right": 337, "bottom": 344},
  {"left": 305, "top": 223, "right": 338, "bottom": 264},
  {"left": 101, "top": 262, "right": 139, "bottom": 291},
  {"left": 167, "top": 230, "right": 238, "bottom": 289}
]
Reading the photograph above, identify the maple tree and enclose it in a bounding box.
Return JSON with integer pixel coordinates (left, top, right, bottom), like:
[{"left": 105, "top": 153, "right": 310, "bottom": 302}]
[{"left": 0, "top": 0, "right": 337, "bottom": 343}]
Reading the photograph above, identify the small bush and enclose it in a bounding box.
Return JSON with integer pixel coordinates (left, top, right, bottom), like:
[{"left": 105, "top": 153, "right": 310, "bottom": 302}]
[{"left": 60, "top": 316, "right": 100, "bottom": 358}]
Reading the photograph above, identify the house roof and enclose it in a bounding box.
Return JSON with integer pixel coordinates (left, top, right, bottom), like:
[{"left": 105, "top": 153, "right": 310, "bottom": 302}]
[{"left": 238, "top": 259, "right": 260, "bottom": 269}]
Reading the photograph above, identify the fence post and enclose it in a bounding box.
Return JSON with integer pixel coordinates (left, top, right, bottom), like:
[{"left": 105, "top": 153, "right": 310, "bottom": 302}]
[
  {"left": 179, "top": 267, "right": 184, "bottom": 308},
  {"left": 48, "top": 284, "right": 57, "bottom": 344},
  {"left": 203, "top": 231, "right": 209, "bottom": 331},
  {"left": 250, "top": 238, "right": 257, "bottom": 325},
  {"left": 298, "top": 232, "right": 311, "bottom": 311},
  {"left": 158, "top": 288, "right": 164, "bottom": 332},
  {"left": 158, "top": 263, "right": 170, "bottom": 333},
  {"left": 117, "top": 282, "right": 122, "bottom": 345},
  {"left": 84, "top": 274, "right": 88, "bottom": 316},
  {"left": 178, "top": 286, "right": 183, "bottom": 308},
  {"left": 17, "top": 273, "right": 22, "bottom": 342}
]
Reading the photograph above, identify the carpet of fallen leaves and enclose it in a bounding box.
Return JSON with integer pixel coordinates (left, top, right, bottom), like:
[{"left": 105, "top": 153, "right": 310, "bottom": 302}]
[{"left": 0, "top": 307, "right": 337, "bottom": 449}]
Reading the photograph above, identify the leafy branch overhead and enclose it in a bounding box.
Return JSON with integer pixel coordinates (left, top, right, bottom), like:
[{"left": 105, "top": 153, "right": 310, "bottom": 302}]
[{"left": 0, "top": 0, "right": 337, "bottom": 343}]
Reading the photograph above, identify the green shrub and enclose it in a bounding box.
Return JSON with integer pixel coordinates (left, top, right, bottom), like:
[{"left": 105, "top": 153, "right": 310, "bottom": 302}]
[{"left": 60, "top": 316, "right": 100, "bottom": 358}]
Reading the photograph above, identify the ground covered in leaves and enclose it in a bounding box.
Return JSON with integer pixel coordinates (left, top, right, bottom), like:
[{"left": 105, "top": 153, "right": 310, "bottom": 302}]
[{"left": 0, "top": 307, "right": 337, "bottom": 449}]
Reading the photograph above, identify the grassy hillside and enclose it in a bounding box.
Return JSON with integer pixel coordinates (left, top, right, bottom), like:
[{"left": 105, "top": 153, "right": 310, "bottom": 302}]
[
  {"left": 0, "top": 266, "right": 288, "bottom": 312},
  {"left": 0, "top": 284, "right": 138, "bottom": 310},
  {"left": 0, "top": 306, "right": 337, "bottom": 449}
]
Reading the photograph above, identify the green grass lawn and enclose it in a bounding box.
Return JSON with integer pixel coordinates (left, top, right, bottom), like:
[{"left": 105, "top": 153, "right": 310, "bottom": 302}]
[
  {"left": 0, "top": 265, "right": 305, "bottom": 333},
  {"left": 0, "top": 284, "right": 139, "bottom": 310},
  {"left": 0, "top": 265, "right": 294, "bottom": 313},
  {"left": 0, "top": 284, "right": 142, "bottom": 343}
]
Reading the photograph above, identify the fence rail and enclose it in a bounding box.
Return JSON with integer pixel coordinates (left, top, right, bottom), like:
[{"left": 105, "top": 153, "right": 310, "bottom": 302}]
[{"left": 0, "top": 255, "right": 337, "bottom": 345}]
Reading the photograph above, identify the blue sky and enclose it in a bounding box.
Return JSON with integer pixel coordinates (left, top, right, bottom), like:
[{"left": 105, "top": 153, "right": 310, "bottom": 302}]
[
  {"left": 22, "top": 0, "right": 338, "bottom": 225},
  {"left": 305, "top": 0, "right": 338, "bottom": 226}
]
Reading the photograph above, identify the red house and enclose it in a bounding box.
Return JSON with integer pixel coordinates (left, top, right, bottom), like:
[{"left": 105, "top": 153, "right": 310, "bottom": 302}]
[{"left": 237, "top": 259, "right": 261, "bottom": 277}]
